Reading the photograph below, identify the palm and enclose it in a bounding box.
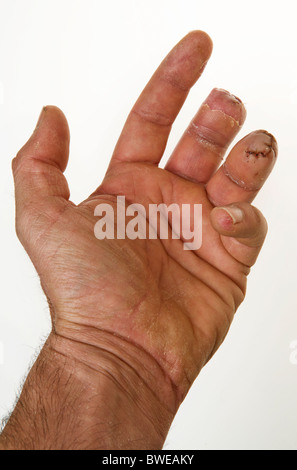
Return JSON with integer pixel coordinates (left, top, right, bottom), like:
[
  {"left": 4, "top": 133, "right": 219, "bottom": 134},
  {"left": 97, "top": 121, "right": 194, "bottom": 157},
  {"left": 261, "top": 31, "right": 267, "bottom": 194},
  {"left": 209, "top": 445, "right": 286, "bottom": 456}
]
[
  {"left": 31, "top": 161, "right": 243, "bottom": 397},
  {"left": 14, "top": 31, "right": 276, "bottom": 399}
]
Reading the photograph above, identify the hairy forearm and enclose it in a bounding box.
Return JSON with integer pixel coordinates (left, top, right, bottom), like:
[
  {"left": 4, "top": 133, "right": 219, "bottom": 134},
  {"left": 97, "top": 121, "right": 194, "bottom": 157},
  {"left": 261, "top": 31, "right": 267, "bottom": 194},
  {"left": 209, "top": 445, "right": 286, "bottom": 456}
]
[{"left": 0, "top": 331, "right": 176, "bottom": 450}]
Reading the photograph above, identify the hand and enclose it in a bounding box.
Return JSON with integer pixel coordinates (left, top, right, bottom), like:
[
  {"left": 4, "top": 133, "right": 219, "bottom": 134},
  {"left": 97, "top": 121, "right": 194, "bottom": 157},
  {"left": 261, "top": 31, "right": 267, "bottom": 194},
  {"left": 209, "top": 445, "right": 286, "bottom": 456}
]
[{"left": 8, "top": 31, "right": 277, "bottom": 449}]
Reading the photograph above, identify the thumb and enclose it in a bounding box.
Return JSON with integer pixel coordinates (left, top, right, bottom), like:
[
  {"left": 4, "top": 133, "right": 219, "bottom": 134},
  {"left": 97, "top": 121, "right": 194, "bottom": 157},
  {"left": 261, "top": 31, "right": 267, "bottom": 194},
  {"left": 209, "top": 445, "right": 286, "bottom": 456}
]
[{"left": 12, "top": 106, "right": 71, "bottom": 245}]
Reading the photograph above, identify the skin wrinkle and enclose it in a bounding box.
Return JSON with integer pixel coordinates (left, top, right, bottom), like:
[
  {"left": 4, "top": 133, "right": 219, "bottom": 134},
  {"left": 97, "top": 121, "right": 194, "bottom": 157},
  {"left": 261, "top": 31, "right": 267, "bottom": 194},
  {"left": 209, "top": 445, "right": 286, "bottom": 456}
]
[
  {"left": 183, "top": 102, "right": 242, "bottom": 167},
  {"left": 130, "top": 107, "right": 174, "bottom": 128},
  {"left": 92, "top": 169, "right": 248, "bottom": 305},
  {"left": 160, "top": 71, "right": 191, "bottom": 93},
  {"left": 52, "top": 345, "right": 168, "bottom": 441},
  {"left": 166, "top": 173, "right": 247, "bottom": 297},
  {"left": 222, "top": 162, "right": 250, "bottom": 190},
  {"left": 220, "top": 235, "right": 253, "bottom": 270},
  {"left": 54, "top": 322, "right": 180, "bottom": 410},
  {"left": 164, "top": 246, "right": 240, "bottom": 314},
  {"left": 187, "top": 120, "right": 226, "bottom": 158},
  {"left": 164, "top": 89, "right": 246, "bottom": 185}
]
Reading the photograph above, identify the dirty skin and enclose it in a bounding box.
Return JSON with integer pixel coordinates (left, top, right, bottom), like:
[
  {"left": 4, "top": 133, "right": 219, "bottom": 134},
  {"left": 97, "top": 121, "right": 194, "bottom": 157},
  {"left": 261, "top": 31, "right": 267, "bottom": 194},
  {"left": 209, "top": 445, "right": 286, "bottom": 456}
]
[{"left": 223, "top": 130, "right": 277, "bottom": 191}]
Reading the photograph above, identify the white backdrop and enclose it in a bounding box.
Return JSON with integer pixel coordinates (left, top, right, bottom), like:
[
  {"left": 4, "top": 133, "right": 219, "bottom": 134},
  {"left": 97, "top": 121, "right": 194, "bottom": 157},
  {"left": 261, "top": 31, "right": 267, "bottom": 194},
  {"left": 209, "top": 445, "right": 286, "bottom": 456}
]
[{"left": 0, "top": 0, "right": 297, "bottom": 450}]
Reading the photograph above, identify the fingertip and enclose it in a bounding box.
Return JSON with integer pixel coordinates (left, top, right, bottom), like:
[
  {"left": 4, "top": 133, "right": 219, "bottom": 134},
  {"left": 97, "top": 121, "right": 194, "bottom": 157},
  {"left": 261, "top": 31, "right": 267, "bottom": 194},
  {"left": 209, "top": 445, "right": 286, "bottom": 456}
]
[
  {"left": 211, "top": 202, "right": 268, "bottom": 246},
  {"left": 211, "top": 203, "right": 268, "bottom": 266},
  {"left": 211, "top": 205, "right": 244, "bottom": 233},
  {"left": 223, "top": 129, "right": 278, "bottom": 192},
  {"left": 36, "top": 105, "right": 70, "bottom": 141},
  {"left": 179, "top": 30, "right": 213, "bottom": 65},
  {"left": 207, "top": 128, "right": 278, "bottom": 206},
  {"left": 204, "top": 88, "right": 247, "bottom": 126},
  {"left": 16, "top": 105, "right": 70, "bottom": 173},
  {"left": 187, "top": 30, "right": 213, "bottom": 53},
  {"left": 253, "top": 129, "right": 278, "bottom": 158}
]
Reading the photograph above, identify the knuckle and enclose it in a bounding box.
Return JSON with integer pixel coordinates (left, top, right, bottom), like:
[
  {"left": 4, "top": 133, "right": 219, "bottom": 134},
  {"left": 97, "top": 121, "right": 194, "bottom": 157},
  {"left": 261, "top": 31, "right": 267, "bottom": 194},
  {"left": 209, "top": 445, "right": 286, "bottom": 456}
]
[
  {"left": 131, "top": 106, "right": 174, "bottom": 128},
  {"left": 187, "top": 121, "right": 226, "bottom": 155}
]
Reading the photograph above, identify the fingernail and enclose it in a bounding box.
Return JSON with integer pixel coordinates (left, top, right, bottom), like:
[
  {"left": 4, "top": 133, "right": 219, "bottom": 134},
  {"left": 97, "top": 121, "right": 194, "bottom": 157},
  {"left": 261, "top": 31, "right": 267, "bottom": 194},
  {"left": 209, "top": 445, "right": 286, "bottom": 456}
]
[{"left": 220, "top": 205, "right": 244, "bottom": 224}]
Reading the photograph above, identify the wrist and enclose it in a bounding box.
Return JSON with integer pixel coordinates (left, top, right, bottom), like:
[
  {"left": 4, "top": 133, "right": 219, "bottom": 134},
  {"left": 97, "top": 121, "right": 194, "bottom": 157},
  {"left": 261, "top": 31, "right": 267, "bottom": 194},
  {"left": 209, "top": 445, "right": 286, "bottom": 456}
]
[
  {"left": 51, "top": 326, "right": 177, "bottom": 449},
  {"left": 0, "top": 326, "right": 177, "bottom": 449}
]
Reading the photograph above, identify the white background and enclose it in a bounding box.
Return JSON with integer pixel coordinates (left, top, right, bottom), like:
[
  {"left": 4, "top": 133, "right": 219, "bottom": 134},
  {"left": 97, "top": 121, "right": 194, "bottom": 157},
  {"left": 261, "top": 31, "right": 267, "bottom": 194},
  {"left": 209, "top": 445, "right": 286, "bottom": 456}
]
[{"left": 0, "top": 0, "right": 297, "bottom": 450}]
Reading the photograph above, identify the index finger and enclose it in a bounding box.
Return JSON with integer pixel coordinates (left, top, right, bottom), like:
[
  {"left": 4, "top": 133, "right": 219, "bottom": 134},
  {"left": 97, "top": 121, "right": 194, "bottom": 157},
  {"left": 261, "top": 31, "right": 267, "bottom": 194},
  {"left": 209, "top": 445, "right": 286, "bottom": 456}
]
[{"left": 109, "top": 31, "right": 213, "bottom": 167}]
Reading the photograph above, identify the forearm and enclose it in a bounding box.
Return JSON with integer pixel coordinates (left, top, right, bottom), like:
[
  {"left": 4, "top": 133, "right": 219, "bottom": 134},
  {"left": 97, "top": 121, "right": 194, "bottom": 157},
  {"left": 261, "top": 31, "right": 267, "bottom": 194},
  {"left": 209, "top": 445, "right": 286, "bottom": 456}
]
[{"left": 0, "top": 331, "right": 176, "bottom": 450}]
